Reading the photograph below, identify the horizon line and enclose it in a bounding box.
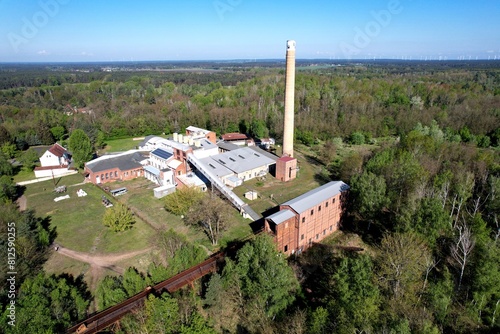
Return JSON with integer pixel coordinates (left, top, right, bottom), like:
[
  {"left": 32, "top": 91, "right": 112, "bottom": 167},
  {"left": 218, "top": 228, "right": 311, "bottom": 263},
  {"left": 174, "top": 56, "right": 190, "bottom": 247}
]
[{"left": 1, "top": 58, "right": 500, "bottom": 65}]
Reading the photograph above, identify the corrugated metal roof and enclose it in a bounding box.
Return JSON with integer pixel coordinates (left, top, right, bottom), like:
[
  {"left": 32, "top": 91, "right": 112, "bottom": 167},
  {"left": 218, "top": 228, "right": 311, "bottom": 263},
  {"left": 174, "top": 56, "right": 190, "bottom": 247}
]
[
  {"left": 283, "top": 181, "right": 349, "bottom": 214},
  {"left": 144, "top": 165, "right": 160, "bottom": 176},
  {"left": 267, "top": 209, "right": 296, "bottom": 225}
]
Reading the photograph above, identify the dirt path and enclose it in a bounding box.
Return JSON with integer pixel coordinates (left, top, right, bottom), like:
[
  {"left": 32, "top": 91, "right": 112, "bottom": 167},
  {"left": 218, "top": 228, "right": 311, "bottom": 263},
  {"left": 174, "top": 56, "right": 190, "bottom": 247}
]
[
  {"left": 56, "top": 246, "right": 152, "bottom": 291},
  {"left": 16, "top": 195, "right": 27, "bottom": 211}
]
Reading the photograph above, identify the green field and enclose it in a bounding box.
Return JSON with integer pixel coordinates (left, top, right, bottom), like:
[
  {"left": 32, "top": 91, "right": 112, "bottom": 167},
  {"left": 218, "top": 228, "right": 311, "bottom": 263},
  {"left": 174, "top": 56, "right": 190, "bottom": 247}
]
[
  {"left": 100, "top": 134, "right": 168, "bottom": 154},
  {"left": 24, "top": 173, "right": 156, "bottom": 254},
  {"left": 113, "top": 178, "right": 253, "bottom": 251}
]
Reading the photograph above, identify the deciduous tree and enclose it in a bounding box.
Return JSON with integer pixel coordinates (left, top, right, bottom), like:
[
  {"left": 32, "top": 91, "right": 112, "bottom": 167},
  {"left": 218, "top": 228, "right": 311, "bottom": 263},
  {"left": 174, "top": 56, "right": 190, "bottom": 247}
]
[
  {"left": 164, "top": 186, "right": 204, "bottom": 216},
  {"left": 102, "top": 203, "right": 135, "bottom": 232},
  {"left": 185, "top": 193, "right": 233, "bottom": 245},
  {"left": 68, "top": 129, "right": 93, "bottom": 168}
]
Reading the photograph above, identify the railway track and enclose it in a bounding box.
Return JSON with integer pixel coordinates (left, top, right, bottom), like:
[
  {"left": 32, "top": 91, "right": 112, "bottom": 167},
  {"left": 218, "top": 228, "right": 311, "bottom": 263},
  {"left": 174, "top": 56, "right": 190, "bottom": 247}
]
[{"left": 67, "top": 252, "right": 225, "bottom": 334}]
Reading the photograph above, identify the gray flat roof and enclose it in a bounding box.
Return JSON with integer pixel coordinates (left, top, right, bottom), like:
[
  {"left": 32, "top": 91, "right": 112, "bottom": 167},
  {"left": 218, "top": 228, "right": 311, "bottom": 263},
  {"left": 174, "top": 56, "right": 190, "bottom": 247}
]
[
  {"left": 217, "top": 141, "right": 240, "bottom": 151},
  {"left": 86, "top": 152, "right": 146, "bottom": 173},
  {"left": 198, "top": 157, "right": 234, "bottom": 178},
  {"left": 210, "top": 147, "right": 275, "bottom": 174},
  {"left": 283, "top": 181, "right": 349, "bottom": 214},
  {"left": 267, "top": 209, "right": 296, "bottom": 225},
  {"left": 248, "top": 146, "right": 279, "bottom": 161}
]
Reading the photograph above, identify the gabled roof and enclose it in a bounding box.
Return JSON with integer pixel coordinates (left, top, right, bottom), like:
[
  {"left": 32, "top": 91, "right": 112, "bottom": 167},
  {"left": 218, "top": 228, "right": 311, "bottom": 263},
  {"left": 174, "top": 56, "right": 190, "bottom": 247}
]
[
  {"left": 48, "top": 143, "right": 67, "bottom": 157},
  {"left": 167, "top": 159, "right": 183, "bottom": 170},
  {"left": 221, "top": 133, "right": 248, "bottom": 141},
  {"left": 138, "top": 135, "right": 157, "bottom": 148},
  {"left": 283, "top": 181, "right": 349, "bottom": 214},
  {"left": 267, "top": 209, "right": 296, "bottom": 225},
  {"left": 86, "top": 151, "right": 146, "bottom": 173}
]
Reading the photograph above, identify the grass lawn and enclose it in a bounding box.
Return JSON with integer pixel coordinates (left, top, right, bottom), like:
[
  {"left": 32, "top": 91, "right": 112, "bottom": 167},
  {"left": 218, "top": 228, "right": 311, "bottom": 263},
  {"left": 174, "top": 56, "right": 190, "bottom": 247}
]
[
  {"left": 12, "top": 168, "right": 37, "bottom": 184},
  {"left": 24, "top": 173, "right": 156, "bottom": 254},
  {"left": 100, "top": 135, "right": 168, "bottom": 154},
  {"left": 100, "top": 137, "right": 142, "bottom": 154},
  {"left": 115, "top": 178, "right": 253, "bottom": 252},
  {"left": 44, "top": 251, "right": 90, "bottom": 278}
]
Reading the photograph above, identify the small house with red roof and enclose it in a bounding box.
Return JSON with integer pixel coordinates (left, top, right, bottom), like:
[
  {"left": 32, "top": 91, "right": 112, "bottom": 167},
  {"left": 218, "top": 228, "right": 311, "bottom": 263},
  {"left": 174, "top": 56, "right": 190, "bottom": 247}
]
[{"left": 34, "top": 143, "right": 73, "bottom": 178}]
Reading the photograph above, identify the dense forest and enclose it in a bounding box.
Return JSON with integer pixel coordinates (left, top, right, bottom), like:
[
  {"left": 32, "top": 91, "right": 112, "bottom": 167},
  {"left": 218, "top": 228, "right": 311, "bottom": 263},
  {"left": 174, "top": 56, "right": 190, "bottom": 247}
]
[{"left": 0, "top": 61, "right": 499, "bottom": 333}]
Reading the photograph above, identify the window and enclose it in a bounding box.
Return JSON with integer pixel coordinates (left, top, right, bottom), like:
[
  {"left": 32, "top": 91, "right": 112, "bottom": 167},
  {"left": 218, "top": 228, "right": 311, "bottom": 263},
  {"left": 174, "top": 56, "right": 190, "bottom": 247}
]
[
  {"left": 326, "top": 201, "right": 329, "bottom": 208},
  {"left": 301, "top": 234, "right": 304, "bottom": 240},
  {"left": 105, "top": 173, "right": 109, "bottom": 179},
  {"left": 114, "top": 171, "right": 118, "bottom": 177},
  {"left": 330, "top": 225, "right": 333, "bottom": 231},
  {"left": 284, "top": 245, "right": 288, "bottom": 252},
  {"left": 332, "top": 198, "right": 336, "bottom": 204},
  {"left": 310, "top": 209, "right": 314, "bottom": 215},
  {"left": 319, "top": 205, "right": 321, "bottom": 212},
  {"left": 309, "top": 238, "right": 312, "bottom": 245},
  {"left": 323, "top": 229, "right": 326, "bottom": 235},
  {"left": 316, "top": 234, "right": 319, "bottom": 240}
]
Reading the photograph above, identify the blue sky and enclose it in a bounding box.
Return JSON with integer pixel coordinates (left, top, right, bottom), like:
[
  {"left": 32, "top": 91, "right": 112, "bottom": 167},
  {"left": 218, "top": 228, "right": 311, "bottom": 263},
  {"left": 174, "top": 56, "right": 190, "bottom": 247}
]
[{"left": 0, "top": 0, "right": 499, "bottom": 62}]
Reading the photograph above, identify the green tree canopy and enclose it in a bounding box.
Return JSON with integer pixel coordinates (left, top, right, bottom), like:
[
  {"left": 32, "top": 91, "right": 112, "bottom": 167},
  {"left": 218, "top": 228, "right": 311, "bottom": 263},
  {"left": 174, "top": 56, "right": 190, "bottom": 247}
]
[
  {"left": 68, "top": 129, "right": 93, "bottom": 168},
  {"left": 225, "top": 235, "right": 299, "bottom": 319},
  {"left": 103, "top": 203, "right": 135, "bottom": 232},
  {"left": 164, "top": 187, "right": 204, "bottom": 216},
  {"left": 328, "top": 254, "right": 381, "bottom": 332},
  {"left": 1, "top": 273, "right": 89, "bottom": 334}
]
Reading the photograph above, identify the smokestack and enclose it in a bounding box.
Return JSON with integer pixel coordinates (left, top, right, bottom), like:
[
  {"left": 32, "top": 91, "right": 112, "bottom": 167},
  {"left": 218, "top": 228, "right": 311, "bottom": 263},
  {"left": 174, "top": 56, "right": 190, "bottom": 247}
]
[{"left": 283, "top": 40, "right": 296, "bottom": 157}]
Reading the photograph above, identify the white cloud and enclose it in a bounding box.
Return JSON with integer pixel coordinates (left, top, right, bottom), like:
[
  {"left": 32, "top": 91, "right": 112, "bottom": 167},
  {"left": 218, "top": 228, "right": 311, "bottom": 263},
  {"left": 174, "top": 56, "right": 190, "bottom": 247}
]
[{"left": 37, "top": 50, "right": 49, "bottom": 55}]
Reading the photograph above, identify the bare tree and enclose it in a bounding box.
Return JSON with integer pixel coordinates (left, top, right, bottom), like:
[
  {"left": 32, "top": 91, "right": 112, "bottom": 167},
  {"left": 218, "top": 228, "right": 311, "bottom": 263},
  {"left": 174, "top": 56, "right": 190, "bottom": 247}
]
[
  {"left": 186, "top": 193, "right": 233, "bottom": 245},
  {"left": 451, "top": 171, "right": 475, "bottom": 228},
  {"left": 451, "top": 221, "right": 475, "bottom": 289}
]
